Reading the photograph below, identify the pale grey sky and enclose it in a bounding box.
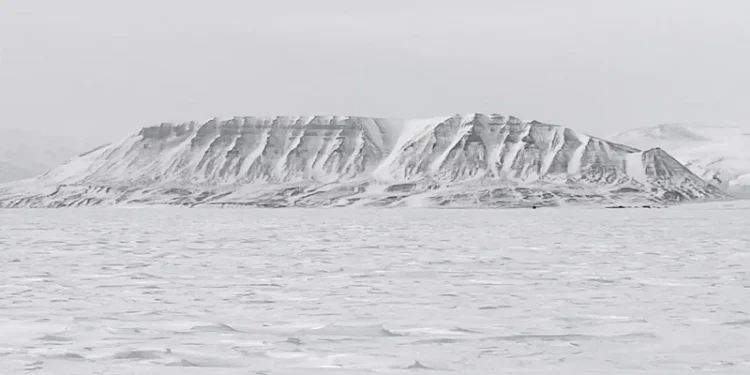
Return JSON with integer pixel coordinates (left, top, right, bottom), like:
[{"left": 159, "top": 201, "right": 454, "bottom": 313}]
[{"left": 1, "top": 0, "right": 749, "bottom": 147}]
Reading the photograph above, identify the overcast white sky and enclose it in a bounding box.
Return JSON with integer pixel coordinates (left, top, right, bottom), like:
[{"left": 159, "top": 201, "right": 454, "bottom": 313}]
[{"left": 1, "top": 0, "right": 749, "bottom": 146}]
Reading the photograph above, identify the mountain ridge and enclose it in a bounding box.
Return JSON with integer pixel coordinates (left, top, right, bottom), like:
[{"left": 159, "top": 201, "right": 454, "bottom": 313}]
[{"left": 0, "top": 114, "right": 726, "bottom": 208}]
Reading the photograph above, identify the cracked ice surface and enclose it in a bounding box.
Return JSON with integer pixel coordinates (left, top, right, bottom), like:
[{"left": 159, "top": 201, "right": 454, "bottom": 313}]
[{"left": 1, "top": 203, "right": 749, "bottom": 374}]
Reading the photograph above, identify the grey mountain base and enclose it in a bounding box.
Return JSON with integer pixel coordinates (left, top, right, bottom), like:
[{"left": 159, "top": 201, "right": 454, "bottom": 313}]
[{"left": 0, "top": 114, "right": 726, "bottom": 208}]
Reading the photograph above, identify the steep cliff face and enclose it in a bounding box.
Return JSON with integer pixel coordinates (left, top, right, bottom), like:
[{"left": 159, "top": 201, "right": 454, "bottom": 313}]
[{"left": 0, "top": 114, "right": 726, "bottom": 208}]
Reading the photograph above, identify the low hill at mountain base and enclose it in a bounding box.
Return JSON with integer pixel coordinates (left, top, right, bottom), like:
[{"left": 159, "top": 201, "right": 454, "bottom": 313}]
[{"left": 611, "top": 124, "right": 750, "bottom": 197}]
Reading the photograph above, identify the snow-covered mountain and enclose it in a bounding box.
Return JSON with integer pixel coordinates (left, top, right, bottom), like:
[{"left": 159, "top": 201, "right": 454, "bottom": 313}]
[
  {"left": 0, "top": 129, "right": 84, "bottom": 183},
  {"left": 611, "top": 124, "right": 750, "bottom": 197},
  {"left": 0, "top": 114, "right": 725, "bottom": 208}
]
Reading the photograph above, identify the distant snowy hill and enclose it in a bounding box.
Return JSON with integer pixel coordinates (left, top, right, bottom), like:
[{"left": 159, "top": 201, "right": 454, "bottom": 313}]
[
  {"left": 0, "top": 114, "right": 724, "bottom": 208},
  {"left": 0, "top": 129, "right": 86, "bottom": 183},
  {"left": 611, "top": 124, "right": 750, "bottom": 197}
]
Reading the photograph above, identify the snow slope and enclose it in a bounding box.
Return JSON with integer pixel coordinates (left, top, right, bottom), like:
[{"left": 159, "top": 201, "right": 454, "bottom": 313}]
[
  {"left": 0, "top": 114, "right": 725, "bottom": 208},
  {"left": 0, "top": 129, "right": 86, "bottom": 183},
  {"left": 611, "top": 124, "right": 750, "bottom": 197}
]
